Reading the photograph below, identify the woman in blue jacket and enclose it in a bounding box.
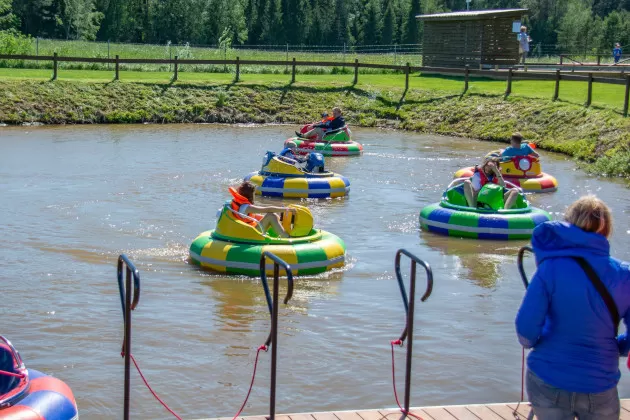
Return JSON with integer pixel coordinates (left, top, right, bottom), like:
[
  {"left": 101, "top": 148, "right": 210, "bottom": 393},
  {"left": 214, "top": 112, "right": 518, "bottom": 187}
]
[{"left": 515, "top": 195, "right": 630, "bottom": 419}]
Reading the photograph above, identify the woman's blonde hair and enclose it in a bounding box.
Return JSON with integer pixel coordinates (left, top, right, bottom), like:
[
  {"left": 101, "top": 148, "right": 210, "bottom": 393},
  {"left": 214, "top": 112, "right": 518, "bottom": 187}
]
[{"left": 564, "top": 195, "right": 612, "bottom": 238}]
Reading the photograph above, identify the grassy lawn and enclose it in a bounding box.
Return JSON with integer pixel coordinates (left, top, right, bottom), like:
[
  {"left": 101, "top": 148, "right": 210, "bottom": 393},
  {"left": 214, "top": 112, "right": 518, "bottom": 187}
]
[{"left": 0, "top": 67, "right": 624, "bottom": 113}]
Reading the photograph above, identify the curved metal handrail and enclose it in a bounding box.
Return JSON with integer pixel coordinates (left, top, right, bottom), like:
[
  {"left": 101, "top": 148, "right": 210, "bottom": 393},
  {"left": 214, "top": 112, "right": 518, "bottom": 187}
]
[
  {"left": 0, "top": 336, "right": 25, "bottom": 371},
  {"left": 392, "top": 249, "right": 434, "bottom": 415},
  {"left": 394, "top": 249, "right": 433, "bottom": 342},
  {"left": 258, "top": 251, "right": 294, "bottom": 420},
  {"left": 117, "top": 254, "right": 140, "bottom": 318},
  {"left": 517, "top": 246, "right": 534, "bottom": 289},
  {"left": 116, "top": 254, "right": 141, "bottom": 420}
]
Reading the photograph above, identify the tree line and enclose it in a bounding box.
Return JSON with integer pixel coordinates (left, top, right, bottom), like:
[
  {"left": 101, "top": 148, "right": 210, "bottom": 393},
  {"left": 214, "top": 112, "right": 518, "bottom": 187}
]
[{"left": 1, "top": 0, "right": 629, "bottom": 52}]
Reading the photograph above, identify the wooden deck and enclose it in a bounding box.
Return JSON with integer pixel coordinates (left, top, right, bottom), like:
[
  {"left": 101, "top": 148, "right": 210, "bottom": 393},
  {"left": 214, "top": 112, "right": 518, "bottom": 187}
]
[{"left": 201, "top": 399, "right": 630, "bottom": 420}]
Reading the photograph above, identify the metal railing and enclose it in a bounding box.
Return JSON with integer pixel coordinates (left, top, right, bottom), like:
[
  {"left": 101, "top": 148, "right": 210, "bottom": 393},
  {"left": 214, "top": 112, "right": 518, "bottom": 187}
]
[
  {"left": 116, "top": 254, "right": 141, "bottom": 420},
  {"left": 259, "top": 251, "right": 295, "bottom": 420},
  {"left": 393, "top": 249, "right": 434, "bottom": 414},
  {"left": 517, "top": 246, "right": 534, "bottom": 289}
]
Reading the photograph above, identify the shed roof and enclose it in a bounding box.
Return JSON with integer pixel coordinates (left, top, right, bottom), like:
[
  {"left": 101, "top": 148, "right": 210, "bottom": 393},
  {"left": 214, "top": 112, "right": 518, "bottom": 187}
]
[{"left": 416, "top": 8, "right": 528, "bottom": 21}]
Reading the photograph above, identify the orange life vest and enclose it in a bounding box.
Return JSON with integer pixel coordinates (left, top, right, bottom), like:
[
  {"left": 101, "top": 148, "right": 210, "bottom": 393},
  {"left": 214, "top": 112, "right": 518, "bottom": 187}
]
[
  {"left": 320, "top": 116, "right": 334, "bottom": 123},
  {"left": 473, "top": 166, "right": 498, "bottom": 187},
  {"left": 228, "top": 187, "right": 263, "bottom": 226}
]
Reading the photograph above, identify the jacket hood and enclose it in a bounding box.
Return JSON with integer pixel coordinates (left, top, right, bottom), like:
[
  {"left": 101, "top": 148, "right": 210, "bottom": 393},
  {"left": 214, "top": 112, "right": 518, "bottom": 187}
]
[{"left": 531, "top": 221, "right": 610, "bottom": 263}]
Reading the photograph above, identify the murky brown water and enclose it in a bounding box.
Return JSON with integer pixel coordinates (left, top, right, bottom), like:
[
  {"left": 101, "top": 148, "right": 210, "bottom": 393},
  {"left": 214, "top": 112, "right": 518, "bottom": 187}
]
[{"left": 1, "top": 125, "right": 629, "bottom": 419}]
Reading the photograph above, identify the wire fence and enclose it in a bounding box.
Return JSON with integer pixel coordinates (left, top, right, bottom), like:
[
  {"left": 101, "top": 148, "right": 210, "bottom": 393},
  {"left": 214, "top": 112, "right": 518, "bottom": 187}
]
[{"left": 2, "top": 37, "right": 628, "bottom": 74}]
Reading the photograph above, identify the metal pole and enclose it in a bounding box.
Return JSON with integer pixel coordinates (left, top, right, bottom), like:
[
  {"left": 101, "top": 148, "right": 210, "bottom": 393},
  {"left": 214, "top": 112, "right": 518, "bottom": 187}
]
[
  {"left": 353, "top": 58, "right": 359, "bottom": 84},
  {"left": 169, "top": 43, "right": 172, "bottom": 71},
  {"left": 115, "top": 55, "right": 119, "bottom": 80},
  {"left": 394, "top": 44, "right": 397, "bottom": 65},
  {"left": 291, "top": 57, "right": 296, "bottom": 83},
  {"left": 108, "top": 40, "right": 110, "bottom": 69},
  {"left": 285, "top": 43, "right": 288, "bottom": 72},
  {"left": 235, "top": 56, "right": 240, "bottom": 82},
  {"left": 343, "top": 42, "right": 346, "bottom": 69},
  {"left": 405, "top": 62, "right": 410, "bottom": 91},
  {"left": 269, "top": 263, "right": 280, "bottom": 420},
  {"left": 403, "top": 261, "right": 417, "bottom": 413},
  {"left": 36, "top": 37, "right": 39, "bottom": 57},
  {"left": 123, "top": 268, "right": 132, "bottom": 420},
  {"left": 173, "top": 55, "right": 178, "bottom": 81}
]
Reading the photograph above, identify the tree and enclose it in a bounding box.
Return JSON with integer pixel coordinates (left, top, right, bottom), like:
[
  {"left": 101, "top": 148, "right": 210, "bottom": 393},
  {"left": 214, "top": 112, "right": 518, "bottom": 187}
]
[
  {"left": 600, "top": 10, "right": 630, "bottom": 52},
  {"left": 0, "top": 0, "right": 17, "bottom": 30},
  {"left": 403, "top": 0, "right": 421, "bottom": 44},
  {"left": 557, "top": 0, "right": 603, "bottom": 54},
  {"left": 361, "top": 0, "right": 383, "bottom": 44},
  {"left": 57, "top": 0, "right": 103, "bottom": 39},
  {"left": 381, "top": 1, "right": 397, "bottom": 44},
  {"left": 260, "top": 0, "right": 283, "bottom": 43}
]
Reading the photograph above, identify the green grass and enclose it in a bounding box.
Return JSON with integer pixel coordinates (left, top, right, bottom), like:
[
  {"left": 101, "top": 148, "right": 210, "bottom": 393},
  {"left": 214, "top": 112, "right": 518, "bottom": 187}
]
[{"left": 0, "top": 67, "right": 625, "bottom": 112}]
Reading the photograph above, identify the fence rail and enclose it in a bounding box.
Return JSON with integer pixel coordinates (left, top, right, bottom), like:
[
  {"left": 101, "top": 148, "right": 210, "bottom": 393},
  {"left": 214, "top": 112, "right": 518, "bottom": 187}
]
[{"left": 1, "top": 53, "right": 628, "bottom": 116}]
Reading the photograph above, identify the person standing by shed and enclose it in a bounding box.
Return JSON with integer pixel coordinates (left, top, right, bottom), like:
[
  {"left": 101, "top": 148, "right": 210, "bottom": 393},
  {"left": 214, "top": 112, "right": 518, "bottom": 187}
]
[{"left": 518, "top": 25, "right": 532, "bottom": 64}]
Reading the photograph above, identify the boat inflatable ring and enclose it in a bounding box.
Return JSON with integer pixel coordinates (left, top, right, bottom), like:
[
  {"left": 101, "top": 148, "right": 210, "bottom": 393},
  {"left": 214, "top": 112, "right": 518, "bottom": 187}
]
[
  {"left": 420, "top": 203, "right": 551, "bottom": 240},
  {"left": 285, "top": 138, "right": 363, "bottom": 157},
  {"left": 190, "top": 229, "right": 346, "bottom": 276}
]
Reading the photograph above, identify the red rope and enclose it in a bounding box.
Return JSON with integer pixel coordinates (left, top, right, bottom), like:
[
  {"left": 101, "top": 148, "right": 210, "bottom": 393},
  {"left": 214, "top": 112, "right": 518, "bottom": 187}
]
[
  {"left": 0, "top": 370, "right": 25, "bottom": 378},
  {"left": 512, "top": 347, "right": 526, "bottom": 419},
  {"left": 122, "top": 352, "right": 183, "bottom": 420},
  {"left": 232, "top": 345, "right": 268, "bottom": 420},
  {"left": 390, "top": 340, "right": 424, "bottom": 420}
]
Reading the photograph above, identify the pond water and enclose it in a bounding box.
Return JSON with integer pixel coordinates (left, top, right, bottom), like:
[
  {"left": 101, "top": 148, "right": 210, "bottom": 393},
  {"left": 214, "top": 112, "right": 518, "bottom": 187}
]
[{"left": 1, "top": 125, "right": 629, "bottom": 419}]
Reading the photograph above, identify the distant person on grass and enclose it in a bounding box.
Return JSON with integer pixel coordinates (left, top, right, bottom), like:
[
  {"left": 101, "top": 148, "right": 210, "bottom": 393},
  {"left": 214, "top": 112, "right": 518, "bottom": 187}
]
[
  {"left": 296, "top": 107, "right": 345, "bottom": 141},
  {"left": 614, "top": 43, "right": 622, "bottom": 64},
  {"left": 518, "top": 26, "right": 532, "bottom": 64}
]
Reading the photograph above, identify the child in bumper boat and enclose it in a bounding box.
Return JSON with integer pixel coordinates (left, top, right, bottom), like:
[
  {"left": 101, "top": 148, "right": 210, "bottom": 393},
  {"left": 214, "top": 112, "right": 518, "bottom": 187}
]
[
  {"left": 501, "top": 132, "right": 539, "bottom": 160},
  {"left": 296, "top": 107, "right": 345, "bottom": 141},
  {"left": 230, "top": 181, "right": 296, "bottom": 238},
  {"left": 464, "top": 154, "right": 519, "bottom": 209}
]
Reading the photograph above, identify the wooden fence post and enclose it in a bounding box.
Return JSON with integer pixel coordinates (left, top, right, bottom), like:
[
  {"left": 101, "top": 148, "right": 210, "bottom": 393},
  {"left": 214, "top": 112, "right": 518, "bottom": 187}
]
[
  {"left": 560, "top": 55, "right": 564, "bottom": 65},
  {"left": 597, "top": 55, "right": 601, "bottom": 66},
  {"left": 235, "top": 56, "right": 240, "bottom": 82},
  {"left": 291, "top": 58, "right": 296, "bottom": 83},
  {"left": 115, "top": 55, "right": 119, "bottom": 80},
  {"left": 52, "top": 52, "right": 58, "bottom": 81},
  {"left": 353, "top": 59, "right": 359, "bottom": 84},
  {"left": 505, "top": 68, "right": 513, "bottom": 97},
  {"left": 624, "top": 76, "right": 630, "bottom": 117},
  {"left": 173, "top": 55, "right": 178, "bottom": 81},
  {"left": 464, "top": 64, "right": 469, "bottom": 93},
  {"left": 405, "top": 62, "right": 410, "bottom": 91},
  {"left": 586, "top": 72, "right": 593, "bottom": 107},
  {"left": 553, "top": 69, "right": 560, "bottom": 101}
]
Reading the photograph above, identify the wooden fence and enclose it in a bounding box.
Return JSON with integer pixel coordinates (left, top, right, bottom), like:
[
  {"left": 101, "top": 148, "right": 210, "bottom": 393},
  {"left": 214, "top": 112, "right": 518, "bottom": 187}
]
[{"left": 1, "top": 53, "right": 629, "bottom": 116}]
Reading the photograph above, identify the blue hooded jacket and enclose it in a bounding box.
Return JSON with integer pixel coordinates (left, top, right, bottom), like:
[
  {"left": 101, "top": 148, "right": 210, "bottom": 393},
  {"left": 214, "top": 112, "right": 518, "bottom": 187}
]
[{"left": 515, "top": 221, "right": 630, "bottom": 393}]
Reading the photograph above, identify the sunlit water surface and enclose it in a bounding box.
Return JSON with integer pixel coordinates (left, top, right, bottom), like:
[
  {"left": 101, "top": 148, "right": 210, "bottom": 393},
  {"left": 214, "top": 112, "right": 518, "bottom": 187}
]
[{"left": 1, "top": 125, "right": 629, "bottom": 419}]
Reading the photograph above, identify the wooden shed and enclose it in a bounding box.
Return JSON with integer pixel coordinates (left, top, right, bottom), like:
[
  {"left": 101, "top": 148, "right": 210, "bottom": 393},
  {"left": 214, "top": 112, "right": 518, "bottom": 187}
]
[{"left": 417, "top": 9, "right": 528, "bottom": 68}]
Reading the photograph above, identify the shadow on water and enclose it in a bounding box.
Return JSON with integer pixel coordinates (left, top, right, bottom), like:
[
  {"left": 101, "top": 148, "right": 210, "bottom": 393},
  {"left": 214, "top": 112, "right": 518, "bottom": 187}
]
[
  {"left": 198, "top": 271, "right": 345, "bottom": 333},
  {"left": 420, "top": 231, "right": 526, "bottom": 289}
]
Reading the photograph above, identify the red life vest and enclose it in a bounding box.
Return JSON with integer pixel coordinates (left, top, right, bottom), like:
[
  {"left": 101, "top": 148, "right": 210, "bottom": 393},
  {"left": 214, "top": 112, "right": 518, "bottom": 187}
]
[
  {"left": 473, "top": 166, "right": 498, "bottom": 187},
  {"left": 228, "top": 187, "right": 263, "bottom": 226}
]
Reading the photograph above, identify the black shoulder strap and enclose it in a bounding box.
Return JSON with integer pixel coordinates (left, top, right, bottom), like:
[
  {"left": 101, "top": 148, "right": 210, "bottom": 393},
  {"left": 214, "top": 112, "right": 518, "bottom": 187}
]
[{"left": 572, "top": 257, "right": 620, "bottom": 337}]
